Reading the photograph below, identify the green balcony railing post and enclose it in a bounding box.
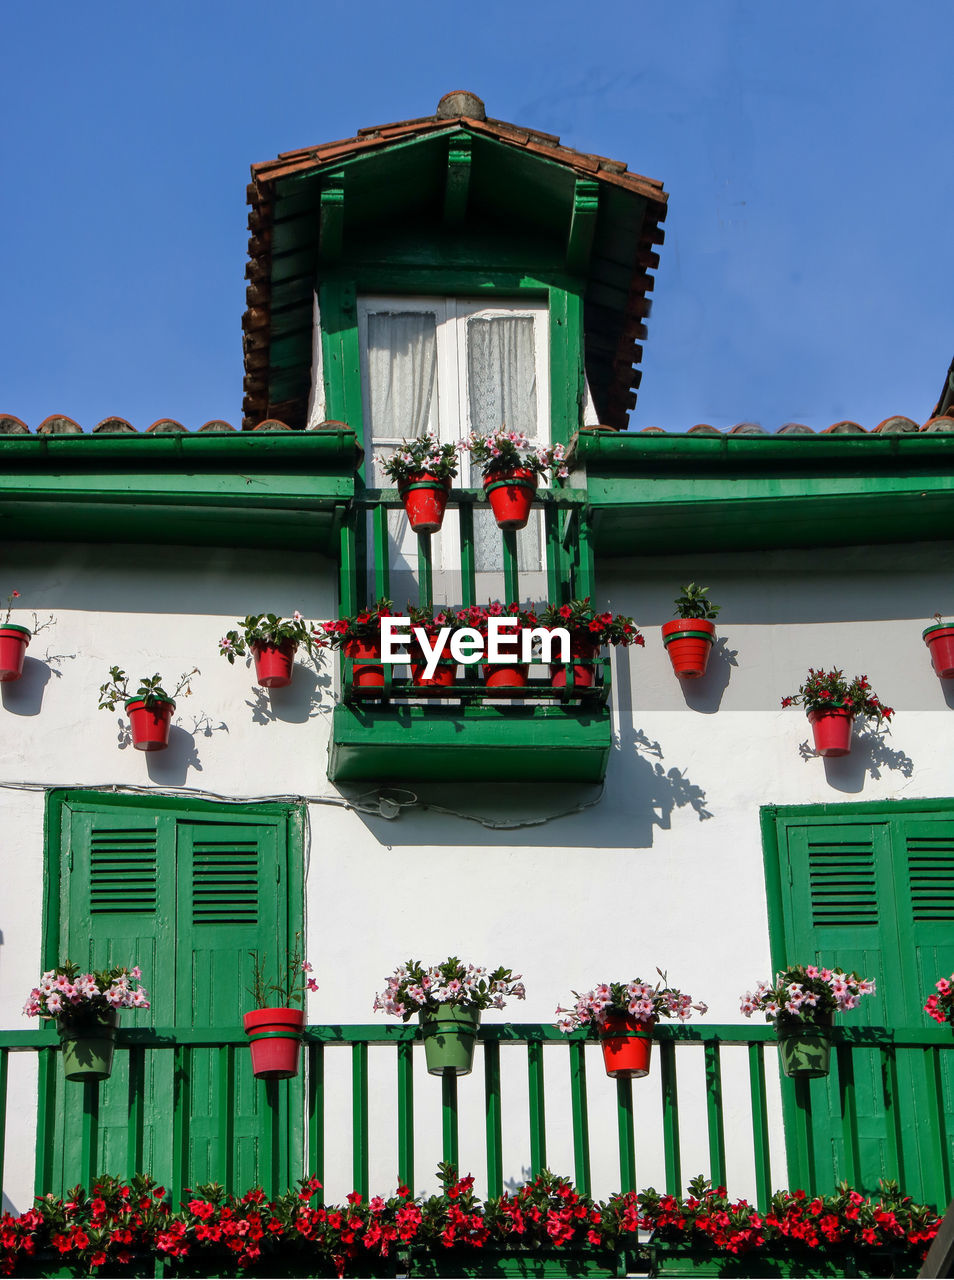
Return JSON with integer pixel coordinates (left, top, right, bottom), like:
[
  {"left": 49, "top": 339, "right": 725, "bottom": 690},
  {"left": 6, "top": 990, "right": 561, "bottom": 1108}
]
[
  {"left": 483, "top": 1040, "right": 503, "bottom": 1198},
  {"left": 0, "top": 1049, "right": 8, "bottom": 1195},
  {"left": 397, "top": 1040, "right": 415, "bottom": 1193},
  {"left": 352, "top": 1041, "right": 369, "bottom": 1199},
  {"left": 922, "top": 1045, "right": 952, "bottom": 1206},
  {"left": 171, "top": 1044, "right": 190, "bottom": 1207},
  {"left": 791, "top": 1076, "right": 817, "bottom": 1195},
  {"left": 126, "top": 1043, "right": 145, "bottom": 1182},
  {"left": 527, "top": 1040, "right": 547, "bottom": 1177},
  {"left": 441, "top": 1068, "right": 459, "bottom": 1170},
  {"left": 747, "top": 1042, "right": 772, "bottom": 1212},
  {"left": 502, "top": 528, "right": 519, "bottom": 603},
  {"left": 569, "top": 1039, "right": 591, "bottom": 1196},
  {"left": 459, "top": 501, "right": 476, "bottom": 607},
  {"left": 215, "top": 1043, "right": 236, "bottom": 1191},
  {"left": 80, "top": 1081, "right": 100, "bottom": 1189},
  {"left": 372, "top": 504, "right": 390, "bottom": 604},
  {"left": 307, "top": 1039, "right": 325, "bottom": 1202},
  {"left": 704, "top": 1041, "right": 727, "bottom": 1188},
  {"left": 616, "top": 1076, "right": 636, "bottom": 1193},
  {"left": 417, "top": 531, "right": 433, "bottom": 608},
  {"left": 835, "top": 1042, "right": 860, "bottom": 1187},
  {"left": 881, "top": 1044, "right": 903, "bottom": 1185},
  {"left": 659, "top": 1039, "right": 682, "bottom": 1197}
]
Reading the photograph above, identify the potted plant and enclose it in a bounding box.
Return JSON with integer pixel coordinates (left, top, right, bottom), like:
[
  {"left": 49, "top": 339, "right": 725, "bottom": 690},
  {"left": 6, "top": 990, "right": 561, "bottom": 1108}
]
[
  {"left": 740, "top": 964, "right": 876, "bottom": 1078},
  {"left": 374, "top": 956, "right": 526, "bottom": 1076},
  {"left": 661, "top": 584, "right": 720, "bottom": 679},
  {"left": 923, "top": 613, "right": 954, "bottom": 679},
  {"left": 556, "top": 971, "right": 707, "bottom": 1080},
  {"left": 781, "top": 669, "right": 894, "bottom": 757},
  {"left": 382, "top": 433, "right": 459, "bottom": 534},
  {"left": 462, "top": 429, "right": 568, "bottom": 530},
  {"left": 407, "top": 604, "right": 459, "bottom": 686},
  {"left": 98, "top": 667, "right": 199, "bottom": 751},
  {"left": 316, "top": 598, "right": 394, "bottom": 688},
  {"left": 539, "top": 599, "right": 645, "bottom": 688},
  {"left": 924, "top": 973, "right": 954, "bottom": 1029},
  {"left": 23, "top": 961, "right": 150, "bottom": 1082},
  {"left": 0, "top": 589, "right": 55, "bottom": 682},
  {"left": 219, "top": 612, "right": 319, "bottom": 688},
  {"left": 243, "top": 935, "right": 317, "bottom": 1080},
  {"left": 455, "top": 602, "right": 540, "bottom": 687}
]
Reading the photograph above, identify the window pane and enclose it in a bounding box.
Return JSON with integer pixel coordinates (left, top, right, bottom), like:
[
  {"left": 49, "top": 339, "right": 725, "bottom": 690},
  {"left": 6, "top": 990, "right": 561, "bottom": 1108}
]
[
  {"left": 467, "top": 316, "right": 537, "bottom": 437},
  {"left": 366, "top": 312, "right": 438, "bottom": 441}
]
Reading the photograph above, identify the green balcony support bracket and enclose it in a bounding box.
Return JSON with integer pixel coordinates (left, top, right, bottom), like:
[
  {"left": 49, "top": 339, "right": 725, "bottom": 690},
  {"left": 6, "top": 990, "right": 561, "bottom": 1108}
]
[{"left": 566, "top": 179, "right": 599, "bottom": 274}]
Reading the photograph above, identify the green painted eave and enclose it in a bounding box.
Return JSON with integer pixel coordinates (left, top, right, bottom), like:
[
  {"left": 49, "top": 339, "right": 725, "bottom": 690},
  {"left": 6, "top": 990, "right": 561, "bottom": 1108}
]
[
  {"left": 573, "top": 431, "right": 954, "bottom": 553},
  {"left": 329, "top": 703, "right": 611, "bottom": 783},
  {"left": 0, "top": 430, "right": 358, "bottom": 552}
]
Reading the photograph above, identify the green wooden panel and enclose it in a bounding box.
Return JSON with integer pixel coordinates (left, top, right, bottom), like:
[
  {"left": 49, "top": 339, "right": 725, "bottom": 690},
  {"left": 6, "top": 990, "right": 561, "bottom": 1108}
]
[
  {"left": 43, "top": 796, "right": 301, "bottom": 1198},
  {"left": 766, "top": 807, "right": 954, "bottom": 1206}
]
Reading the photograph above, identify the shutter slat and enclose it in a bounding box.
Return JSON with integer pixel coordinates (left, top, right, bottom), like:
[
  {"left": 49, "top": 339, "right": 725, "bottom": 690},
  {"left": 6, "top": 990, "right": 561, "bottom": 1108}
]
[
  {"left": 907, "top": 838, "right": 954, "bottom": 923},
  {"left": 808, "top": 837, "right": 877, "bottom": 926},
  {"left": 90, "top": 828, "right": 158, "bottom": 914},
  {"left": 191, "top": 837, "right": 260, "bottom": 926}
]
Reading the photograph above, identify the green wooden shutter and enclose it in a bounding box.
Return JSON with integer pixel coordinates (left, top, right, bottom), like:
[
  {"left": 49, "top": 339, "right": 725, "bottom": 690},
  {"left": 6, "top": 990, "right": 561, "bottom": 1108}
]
[{"left": 44, "top": 794, "right": 300, "bottom": 1197}]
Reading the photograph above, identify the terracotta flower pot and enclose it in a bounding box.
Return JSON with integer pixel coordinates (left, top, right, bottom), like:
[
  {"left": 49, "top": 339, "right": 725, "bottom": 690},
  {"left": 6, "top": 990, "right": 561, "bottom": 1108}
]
[
  {"left": 483, "top": 663, "right": 529, "bottom": 688},
  {"left": 661, "top": 619, "right": 716, "bottom": 679},
  {"left": 344, "top": 637, "right": 385, "bottom": 687},
  {"left": 243, "top": 1007, "right": 305, "bottom": 1080},
  {"left": 0, "top": 624, "right": 31, "bottom": 682},
  {"left": 124, "top": 698, "right": 174, "bottom": 752},
  {"left": 419, "top": 1003, "right": 480, "bottom": 1076},
  {"left": 399, "top": 472, "right": 452, "bottom": 534},
  {"left": 923, "top": 623, "right": 954, "bottom": 679},
  {"left": 410, "top": 661, "right": 457, "bottom": 688},
  {"left": 251, "top": 639, "right": 298, "bottom": 688},
  {"left": 599, "top": 1013, "right": 655, "bottom": 1079},
  {"left": 483, "top": 468, "right": 537, "bottom": 531},
  {"left": 551, "top": 634, "right": 600, "bottom": 688},
  {"left": 807, "top": 705, "right": 853, "bottom": 757}
]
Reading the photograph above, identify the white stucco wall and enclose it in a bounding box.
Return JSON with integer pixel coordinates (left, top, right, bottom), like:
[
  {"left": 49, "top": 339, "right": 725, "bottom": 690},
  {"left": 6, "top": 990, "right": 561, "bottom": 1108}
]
[{"left": 2, "top": 537, "right": 950, "bottom": 1211}]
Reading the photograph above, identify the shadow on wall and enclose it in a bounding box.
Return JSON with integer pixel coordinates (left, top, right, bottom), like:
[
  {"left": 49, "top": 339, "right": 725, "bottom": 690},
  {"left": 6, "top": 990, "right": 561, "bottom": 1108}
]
[
  {"left": 0, "top": 650, "right": 75, "bottom": 716},
  {"left": 676, "top": 636, "right": 738, "bottom": 715},
  {"left": 796, "top": 728, "right": 915, "bottom": 795},
  {"left": 243, "top": 656, "right": 333, "bottom": 726},
  {"left": 337, "top": 651, "right": 713, "bottom": 850}
]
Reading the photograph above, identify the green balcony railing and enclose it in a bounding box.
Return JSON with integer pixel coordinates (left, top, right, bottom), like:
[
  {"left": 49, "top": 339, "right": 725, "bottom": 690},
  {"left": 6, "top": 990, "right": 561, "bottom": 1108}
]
[{"left": 1, "top": 1023, "right": 951, "bottom": 1212}]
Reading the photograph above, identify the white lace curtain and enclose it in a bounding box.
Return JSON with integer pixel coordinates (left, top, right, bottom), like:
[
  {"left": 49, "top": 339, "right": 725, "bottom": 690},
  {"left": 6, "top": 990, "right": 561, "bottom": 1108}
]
[{"left": 366, "top": 312, "right": 437, "bottom": 483}]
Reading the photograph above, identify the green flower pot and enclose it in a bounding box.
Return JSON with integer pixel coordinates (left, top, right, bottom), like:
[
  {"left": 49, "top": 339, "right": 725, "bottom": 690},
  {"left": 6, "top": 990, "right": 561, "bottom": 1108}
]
[
  {"left": 420, "top": 1003, "right": 480, "bottom": 1076},
  {"left": 777, "top": 1022, "right": 831, "bottom": 1079},
  {"left": 57, "top": 1009, "right": 119, "bottom": 1082}
]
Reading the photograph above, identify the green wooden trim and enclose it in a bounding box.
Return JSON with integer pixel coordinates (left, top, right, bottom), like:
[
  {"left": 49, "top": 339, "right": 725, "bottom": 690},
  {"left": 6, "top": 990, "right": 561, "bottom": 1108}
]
[
  {"left": 615, "top": 1077, "right": 636, "bottom": 1193},
  {"left": 441, "top": 1069, "right": 459, "bottom": 1169},
  {"left": 834, "top": 1043, "right": 860, "bottom": 1187},
  {"left": 566, "top": 180, "right": 599, "bottom": 274},
  {"left": 747, "top": 1043, "right": 772, "bottom": 1212},
  {"left": 0, "top": 1050, "right": 8, "bottom": 1195},
  {"left": 568, "top": 1041, "right": 591, "bottom": 1196},
  {"left": 444, "top": 132, "right": 472, "bottom": 226},
  {"left": 502, "top": 528, "right": 519, "bottom": 603},
  {"left": 484, "top": 1041, "right": 503, "bottom": 1199},
  {"left": 319, "top": 174, "right": 345, "bottom": 264},
  {"left": 659, "top": 1040, "right": 682, "bottom": 1196},
  {"left": 307, "top": 1040, "right": 325, "bottom": 1203},
  {"left": 548, "top": 286, "right": 577, "bottom": 447},
  {"left": 398, "top": 1040, "right": 415, "bottom": 1193},
  {"left": 318, "top": 279, "right": 364, "bottom": 448},
  {"left": 352, "top": 1041, "right": 369, "bottom": 1198},
  {"left": 703, "top": 1043, "right": 726, "bottom": 1188},
  {"left": 759, "top": 807, "right": 788, "bottom": 975},
  {"left": 527, "top": 1042, "right": 547, "bottom": 1177}
]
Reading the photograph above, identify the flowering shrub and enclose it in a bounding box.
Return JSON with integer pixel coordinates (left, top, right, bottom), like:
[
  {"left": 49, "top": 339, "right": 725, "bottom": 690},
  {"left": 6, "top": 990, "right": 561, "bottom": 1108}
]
[
  {"left": 924, "top": 973, "right": 954, "bottom": 1026},
  {"left": 381, "top": 433, "right": 459, "bottom": 485},
  {"left": 316, "top": 599, "right": 394, "bottom": 648},
  {"left": 0, "top": 1170, "right": 938, "bottom": 1276},
  {"left": 537, "top": 598, "right": 644, "bottom": 647},
  {"left": 462, "top": 428, "right": 568, "bottom": 481},
  {"left": 23, "top": 962, "right": 150, "bottom": 1024},
  {"left": 555, "top": 970, "right": 707, "bottom": 1034},
  {"left": 247, "top": 932, "right": 317, "bottom": 1010},
  {"left": 780, "top": 668, "right": 894, "bottom": 725},
  {"left": 373, "top": 957, "right": 526, "bottom": 1021},
  {"left": 1, "top": 589, "right": 54, "bottom": 635},
  {"left": 740, "top": 964, "right": 875, "bottom": 1028},
  {"left": 454, "top": 601, "right": 539, "bottom": 640},
  {"left": 218, "top": 613, "right": 319, "bottom": 663},
  {"left": 673, "top": 582, "right": 720, "bottom": 621},
  {"left": 98, "top": 667, "right": 198, "bottom": 712},
  {"left": 405, "top": 604, "right": 463, "bottom": 662}
]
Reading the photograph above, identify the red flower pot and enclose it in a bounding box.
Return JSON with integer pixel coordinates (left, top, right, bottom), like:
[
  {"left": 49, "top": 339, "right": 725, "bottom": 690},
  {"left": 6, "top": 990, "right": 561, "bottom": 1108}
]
[
  {"left": 344, "top": 637, "right": 385, "bottom": 687},
  {"left": 551, "top": 634, "right": 600, "bottom": 688},
  {"left": 0, "top": 624, "right": 31, "bottom": 682},
  {"left": 399, "top": 473, "right": 451, "bottom": 534},
  {"left": 410, "top": 662, "right": 457, "bottom": 688},
  {"left": 124, "top": 698, "right": 174, "bottom": 752},
  {"left": 483, "top": 468, "right": 538, "bottom": 531},
  {"left": 251, "top": 640, "right": 298, "bottom": 689},
  {"left": 807, "top": 706, "right": 854, "bottom": 757},
  {"left": 483, "top": 663, "right": 529, "bottom": 688},
  {"left": 923, "top": 624, "right": 954, "bottom": 679},
  {"left": 599, "top": 1014, "right": 655, "bottom": 1080},
  {"left": 661, "top": 619, "right": 716, "bottom": 679},
  {"left": 243, "top": 1007, "right": 304, "bottom": 1080}
]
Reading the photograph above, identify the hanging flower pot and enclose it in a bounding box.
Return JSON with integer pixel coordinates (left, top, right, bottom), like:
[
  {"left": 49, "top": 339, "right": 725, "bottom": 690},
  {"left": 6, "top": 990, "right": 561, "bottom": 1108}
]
[
  {"left": 551, "top": 634, "right": 600, "bottom": 688},
  {"left": 124, "top": 698, "right": 175, "bottom": 752},
  {"left": 344, "top": 637, "right": 385, "bottom": 688},
  {"left": 923, "top": 622, "right": 954, "bottom": 679},
  {"left": 0, "top": 623, "right": 30, "bottom": 682},
  {"left": 243, "top": 1007, "right": 305, "bottom": 1080},
  {"left": 807, "top": 705, "right": 854, "bottom": 757},
  {"left": 483, "top": 662, "right": 529, "bottom": 688},
  {"left": 410, "top": 661, "right": 457, "bottom": 688},
  {"left": 251, "top": 639, "right": 298, "bottom": 689},
  {"left": 419, "top": 1003, "right": 481, "bottom": 1076},
  {"left": 399, "top": 473, "right": 452, "bottom": 534},
  {"left": 57, "top": 1009, "right": 119, "bottom": 1083},
  {"left": 483, "top": 468, "right": 538, "bottom": 531},
  {"left": 661, "top": 619, "right": 716, "bottom": 679},
  {"left": 599, "top": 1013, "right": 656, "bottom": 1079},
  {"left": 776, "top": 1022, "right": 832, "bottom": 1079}
]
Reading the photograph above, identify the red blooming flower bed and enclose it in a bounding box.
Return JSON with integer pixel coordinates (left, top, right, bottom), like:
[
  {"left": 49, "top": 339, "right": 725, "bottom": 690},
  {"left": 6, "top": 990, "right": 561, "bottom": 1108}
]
[{"left": 0, "top": 1168, "right": 939, "bottom": 1277}]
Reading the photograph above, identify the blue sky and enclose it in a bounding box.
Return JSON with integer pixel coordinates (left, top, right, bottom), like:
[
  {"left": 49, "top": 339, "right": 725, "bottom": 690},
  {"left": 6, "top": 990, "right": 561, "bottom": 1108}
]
[{"left": 3, "top": 1, "right": 953, "bottom": 433}]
